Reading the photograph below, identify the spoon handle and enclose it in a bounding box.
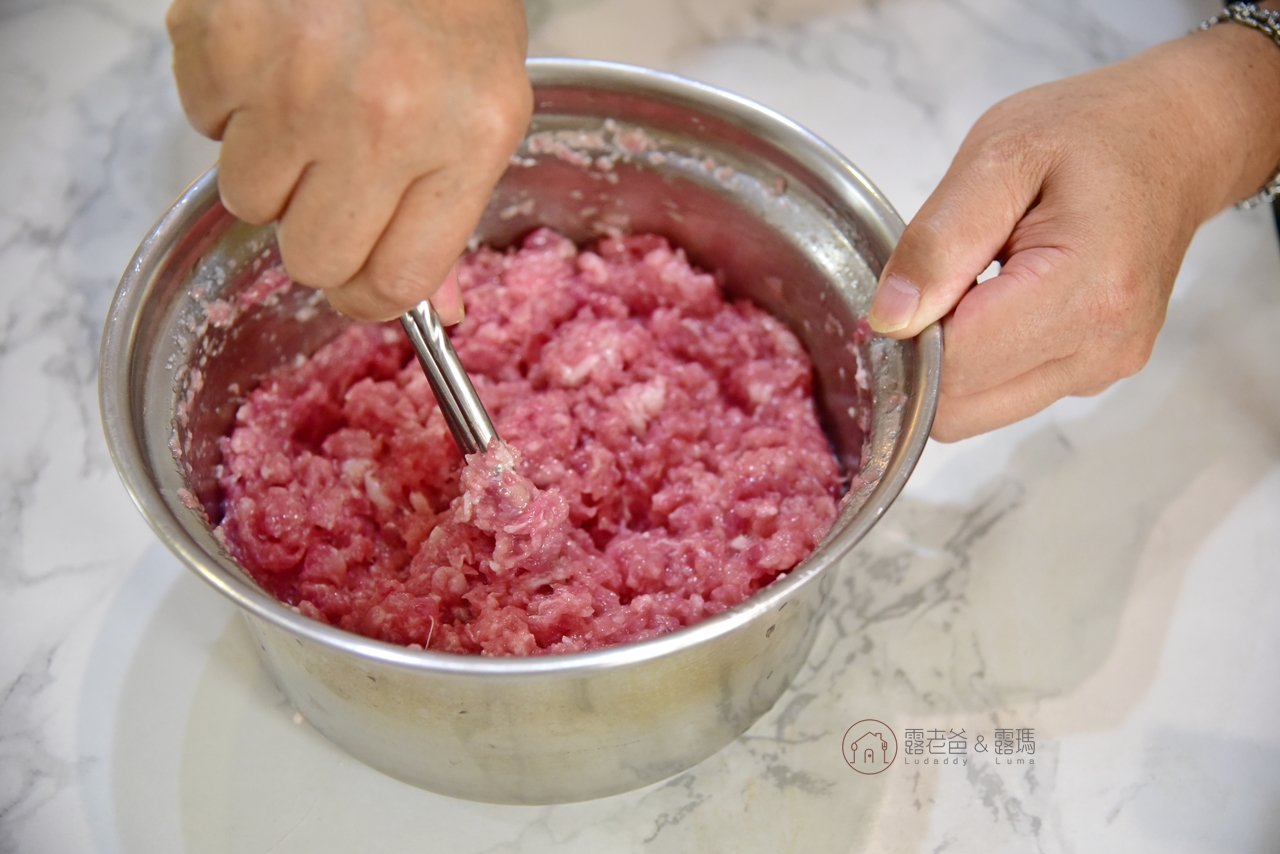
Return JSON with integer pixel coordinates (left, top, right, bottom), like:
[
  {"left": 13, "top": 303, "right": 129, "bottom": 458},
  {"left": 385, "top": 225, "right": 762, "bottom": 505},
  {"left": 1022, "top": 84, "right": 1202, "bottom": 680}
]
[{"left": 400, "top": 302, "right": 498, "bottom": 456}]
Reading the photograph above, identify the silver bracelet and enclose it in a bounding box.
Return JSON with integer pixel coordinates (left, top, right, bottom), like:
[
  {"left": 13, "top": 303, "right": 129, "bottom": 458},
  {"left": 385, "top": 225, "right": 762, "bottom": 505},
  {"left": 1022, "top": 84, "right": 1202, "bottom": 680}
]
[{"left": 1200, "top": 2, "right": 1280, "bottom": 208}]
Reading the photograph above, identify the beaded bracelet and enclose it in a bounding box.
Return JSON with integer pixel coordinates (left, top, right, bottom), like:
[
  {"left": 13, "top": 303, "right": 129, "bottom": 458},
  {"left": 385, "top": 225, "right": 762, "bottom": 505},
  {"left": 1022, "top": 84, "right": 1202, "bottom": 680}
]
[{"left": 1199, "top": 2, "right": 1280, "bottom": 208}]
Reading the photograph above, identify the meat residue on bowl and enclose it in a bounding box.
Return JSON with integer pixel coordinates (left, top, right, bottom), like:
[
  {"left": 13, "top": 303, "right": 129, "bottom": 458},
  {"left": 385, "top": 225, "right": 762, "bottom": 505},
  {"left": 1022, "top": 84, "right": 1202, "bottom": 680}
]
[{"left": 214, "top": 228, "right": 846, "bottom": 655}]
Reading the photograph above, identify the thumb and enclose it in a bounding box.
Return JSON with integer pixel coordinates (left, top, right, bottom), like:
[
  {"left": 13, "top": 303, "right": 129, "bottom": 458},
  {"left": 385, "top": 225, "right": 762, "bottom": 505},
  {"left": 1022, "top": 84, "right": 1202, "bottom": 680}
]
[{"left": 868, "top": 141, "right": 1044, "bottom": 338}]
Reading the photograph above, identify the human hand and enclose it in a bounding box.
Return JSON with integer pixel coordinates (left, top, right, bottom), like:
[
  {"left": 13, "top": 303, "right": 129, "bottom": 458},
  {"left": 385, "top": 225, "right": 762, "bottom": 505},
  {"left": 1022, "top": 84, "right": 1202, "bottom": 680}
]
[
  {"left": 868, "top": 20, "right": 1280, "bottom": 441},
  {"left": 167, "top": 0, "right": 532, "bottom": 322}
]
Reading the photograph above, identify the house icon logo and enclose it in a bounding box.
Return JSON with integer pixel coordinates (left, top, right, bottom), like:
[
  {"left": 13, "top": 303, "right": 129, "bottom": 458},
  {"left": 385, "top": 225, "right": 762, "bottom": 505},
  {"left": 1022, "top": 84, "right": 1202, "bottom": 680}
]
[{"left": 842, "top": 719, "right": 897, "bottom": 775}]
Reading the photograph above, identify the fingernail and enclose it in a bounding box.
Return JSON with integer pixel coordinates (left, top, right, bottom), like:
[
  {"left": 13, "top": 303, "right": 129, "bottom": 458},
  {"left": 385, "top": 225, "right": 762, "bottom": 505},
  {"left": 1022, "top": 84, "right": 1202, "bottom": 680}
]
[
  {"left": 432, "top": 297, "right": 464, "bottom": 326},
  {"left": 431, "top": 269, "right": 465, "bottom": 326},
  {"left": 868, "top": 274, "right": 920, "bottom": 333}
]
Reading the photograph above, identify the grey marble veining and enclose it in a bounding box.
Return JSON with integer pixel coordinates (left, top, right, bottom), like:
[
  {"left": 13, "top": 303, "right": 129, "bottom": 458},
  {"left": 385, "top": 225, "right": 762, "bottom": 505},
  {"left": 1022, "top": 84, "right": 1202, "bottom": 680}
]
[{"left": 4, "top": 1, "right": 1279, "bottom": 852}]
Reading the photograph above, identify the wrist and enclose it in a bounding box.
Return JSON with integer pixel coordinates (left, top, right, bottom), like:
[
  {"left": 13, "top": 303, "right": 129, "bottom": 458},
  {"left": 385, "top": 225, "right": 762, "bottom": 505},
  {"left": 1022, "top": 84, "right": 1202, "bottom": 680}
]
[{"left": 1189, "top": 2, "right": 1280, "bottom": 209}]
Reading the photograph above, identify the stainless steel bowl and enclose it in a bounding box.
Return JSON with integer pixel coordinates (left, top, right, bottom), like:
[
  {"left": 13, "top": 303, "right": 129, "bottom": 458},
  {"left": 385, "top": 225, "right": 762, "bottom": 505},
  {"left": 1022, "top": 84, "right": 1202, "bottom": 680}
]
[{"left": 99, "top": 58, "right": 940, "bottom": 804}]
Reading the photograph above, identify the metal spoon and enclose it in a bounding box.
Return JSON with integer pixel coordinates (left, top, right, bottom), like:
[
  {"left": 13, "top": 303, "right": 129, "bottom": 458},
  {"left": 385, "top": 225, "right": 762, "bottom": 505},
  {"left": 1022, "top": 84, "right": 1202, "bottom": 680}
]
[{"left": 399, "top": 302, "right": 498, "bottom": 455}]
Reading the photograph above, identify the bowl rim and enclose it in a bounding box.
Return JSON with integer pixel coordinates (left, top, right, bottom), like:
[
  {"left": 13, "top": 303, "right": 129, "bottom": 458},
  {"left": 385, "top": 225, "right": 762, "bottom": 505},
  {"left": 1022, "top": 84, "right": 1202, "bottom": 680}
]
[{"left": 99, "top": 57, "right": 941, "bottom": 677}]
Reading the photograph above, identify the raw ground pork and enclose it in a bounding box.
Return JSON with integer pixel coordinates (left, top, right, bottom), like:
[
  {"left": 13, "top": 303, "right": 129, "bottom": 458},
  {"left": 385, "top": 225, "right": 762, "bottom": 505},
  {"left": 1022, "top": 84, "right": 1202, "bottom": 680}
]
[{"left": 215, "top": 229, "right": 843, "bottom": 655}]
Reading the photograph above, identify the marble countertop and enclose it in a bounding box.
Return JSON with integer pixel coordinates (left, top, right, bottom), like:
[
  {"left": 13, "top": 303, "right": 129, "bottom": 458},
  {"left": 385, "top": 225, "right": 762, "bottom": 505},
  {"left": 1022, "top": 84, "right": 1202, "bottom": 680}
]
[{"left": 5, "top": 0, "right": 1280, "bottom": 851}]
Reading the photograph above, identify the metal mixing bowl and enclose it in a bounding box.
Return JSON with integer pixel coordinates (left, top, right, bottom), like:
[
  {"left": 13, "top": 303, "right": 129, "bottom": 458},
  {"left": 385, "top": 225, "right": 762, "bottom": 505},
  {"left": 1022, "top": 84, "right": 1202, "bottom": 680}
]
[{"left": 99, "top": 58, "right": 940, "bottom": 804}]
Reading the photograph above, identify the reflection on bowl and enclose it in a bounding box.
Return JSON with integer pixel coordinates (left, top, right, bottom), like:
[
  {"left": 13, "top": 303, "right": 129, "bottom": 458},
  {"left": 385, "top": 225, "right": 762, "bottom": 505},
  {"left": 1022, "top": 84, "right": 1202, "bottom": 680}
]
[{"left": 99, "top": 58, "right": 939, "bottom": 804}]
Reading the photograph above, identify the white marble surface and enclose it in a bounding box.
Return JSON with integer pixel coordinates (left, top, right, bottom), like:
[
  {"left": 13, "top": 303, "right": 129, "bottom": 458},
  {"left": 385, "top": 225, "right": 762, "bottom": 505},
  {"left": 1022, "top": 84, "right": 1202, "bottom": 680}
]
[{"left": 4, "top": 0, "right": 1280, "bottom": 852}]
